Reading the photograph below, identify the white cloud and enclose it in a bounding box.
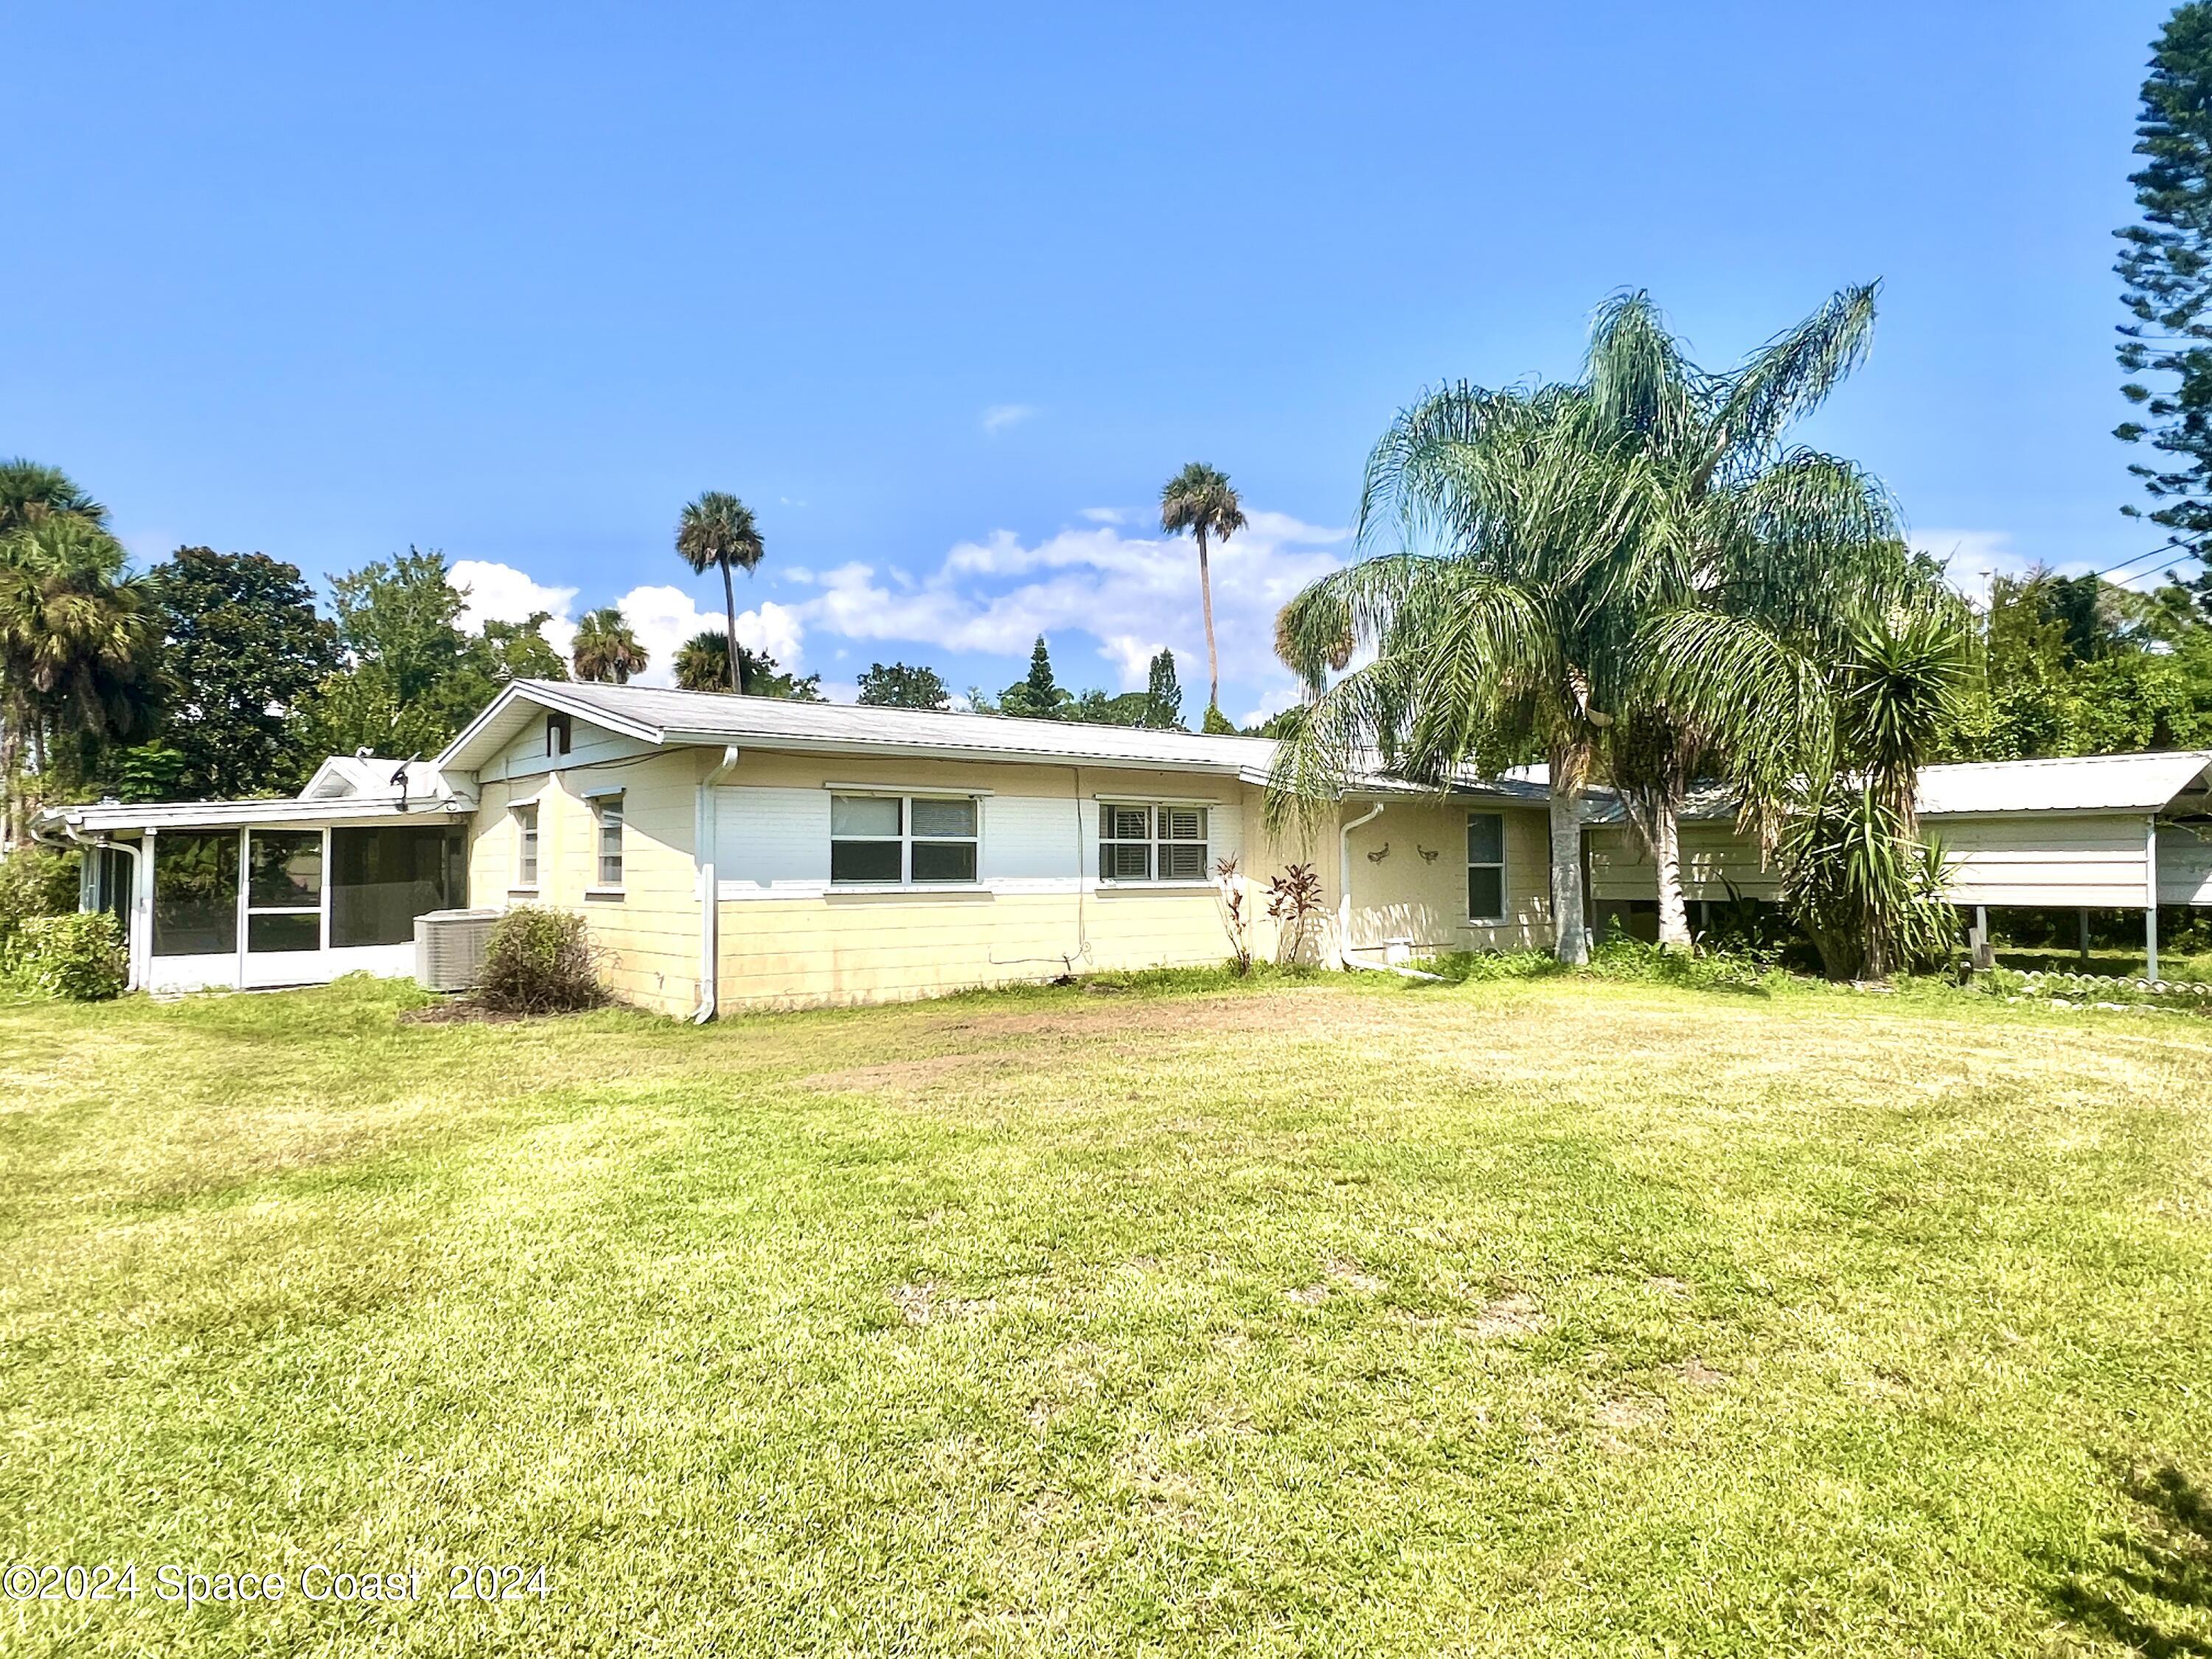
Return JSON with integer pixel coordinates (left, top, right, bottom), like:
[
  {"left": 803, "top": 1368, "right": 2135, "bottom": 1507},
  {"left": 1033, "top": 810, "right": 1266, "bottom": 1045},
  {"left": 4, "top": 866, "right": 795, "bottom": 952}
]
[
  {"left": 449, "top": 559, "right": 580, "bottom": 661},
  {"left": 609, "top": 582, "right": 807, "bottom": 687},
  {"left": 787, "top": 507, "right": 1348, "bottom": 712},
  {"left": 981, "top": 403, "right": 1037, "bottom": 434},
  {"left": 1079, "top": 507, "right": 1126, "bottom": 525}
]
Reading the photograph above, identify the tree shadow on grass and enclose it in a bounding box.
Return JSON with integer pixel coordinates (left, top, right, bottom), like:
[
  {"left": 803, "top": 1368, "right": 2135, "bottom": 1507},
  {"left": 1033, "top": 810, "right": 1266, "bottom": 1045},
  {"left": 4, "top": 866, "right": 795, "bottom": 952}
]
[{"left": 2047, "top": 1461, "right": 2212, "bottom": 1657}]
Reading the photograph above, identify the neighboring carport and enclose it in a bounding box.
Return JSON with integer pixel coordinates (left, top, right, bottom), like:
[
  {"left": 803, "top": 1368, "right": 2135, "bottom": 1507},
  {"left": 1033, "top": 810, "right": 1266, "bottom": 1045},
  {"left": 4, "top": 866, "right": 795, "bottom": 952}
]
[{"left": 1585, "top": 750, "right": 2212, "bottom": 978}]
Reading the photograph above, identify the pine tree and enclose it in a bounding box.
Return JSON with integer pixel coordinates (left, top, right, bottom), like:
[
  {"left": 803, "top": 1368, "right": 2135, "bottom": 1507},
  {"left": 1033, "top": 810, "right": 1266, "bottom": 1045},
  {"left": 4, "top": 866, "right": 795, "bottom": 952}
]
[
  {"left": 999, "top": 636, "right": 1068, "bottom": 720},
  {"left": 1142, "top": 649, "right": 1186, "bottom": 730},
  {"left": 2117, "top": 4, "right": 2212, "bottom": 569}
]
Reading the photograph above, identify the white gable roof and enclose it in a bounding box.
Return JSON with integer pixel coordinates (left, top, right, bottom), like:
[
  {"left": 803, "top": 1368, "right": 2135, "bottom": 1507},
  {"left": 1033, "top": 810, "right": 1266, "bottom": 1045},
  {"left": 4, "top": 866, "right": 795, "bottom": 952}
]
[{"left": 299, "top": 754, "right": 463, "bottom": 803}]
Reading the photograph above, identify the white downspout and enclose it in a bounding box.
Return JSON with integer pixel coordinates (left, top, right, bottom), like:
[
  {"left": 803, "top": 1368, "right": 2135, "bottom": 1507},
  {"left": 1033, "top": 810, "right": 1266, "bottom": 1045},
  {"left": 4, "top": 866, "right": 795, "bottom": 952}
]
[
  {"left": 1335, "top": 801, "right": 1385, "bottom": 969},
  {"left": 32, "top": 818, "right": 147, "bottom": 992},
  {"left": 691, "top": 745, "right": 742, "bottom": 1023}
]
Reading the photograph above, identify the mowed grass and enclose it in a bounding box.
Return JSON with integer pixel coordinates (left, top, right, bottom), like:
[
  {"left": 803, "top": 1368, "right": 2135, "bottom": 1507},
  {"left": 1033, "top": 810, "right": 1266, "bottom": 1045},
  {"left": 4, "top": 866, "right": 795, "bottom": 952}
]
[{"left": 2, "top": 972, "right": 2210, "bottom": 1657}]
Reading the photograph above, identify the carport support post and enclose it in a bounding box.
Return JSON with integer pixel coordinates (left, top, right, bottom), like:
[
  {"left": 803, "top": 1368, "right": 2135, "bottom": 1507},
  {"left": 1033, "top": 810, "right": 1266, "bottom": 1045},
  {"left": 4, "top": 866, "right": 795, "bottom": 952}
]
[
  {"left": 2078, "top": 908, "right": 2091, "bottom": 968},
  {"left": 2147, "top": 813, "right": 2161, "bottom": 984}
]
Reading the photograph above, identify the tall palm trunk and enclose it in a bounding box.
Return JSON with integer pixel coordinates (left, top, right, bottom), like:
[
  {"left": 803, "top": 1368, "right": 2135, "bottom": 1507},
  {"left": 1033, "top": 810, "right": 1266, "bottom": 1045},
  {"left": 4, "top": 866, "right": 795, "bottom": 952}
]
[
  {"left": 1196, "top": 526, "right": 1219, "bottom": 714},
  {"left": 1646, "top": 794, "right": 1691, "bottom": 950},
  {"left": 1548, "top": 735, "right": 1594, "bottom": 964},
  {"left": 720, "top": 559, "right": 740, "bottom": 692}
]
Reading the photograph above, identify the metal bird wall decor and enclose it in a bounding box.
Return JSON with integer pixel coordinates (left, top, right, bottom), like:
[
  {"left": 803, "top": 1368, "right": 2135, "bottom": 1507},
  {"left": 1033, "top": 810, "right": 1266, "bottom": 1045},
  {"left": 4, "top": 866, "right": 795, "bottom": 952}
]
[{"left": 1366, "top": 842, "right": 1391, "bottom": 863}]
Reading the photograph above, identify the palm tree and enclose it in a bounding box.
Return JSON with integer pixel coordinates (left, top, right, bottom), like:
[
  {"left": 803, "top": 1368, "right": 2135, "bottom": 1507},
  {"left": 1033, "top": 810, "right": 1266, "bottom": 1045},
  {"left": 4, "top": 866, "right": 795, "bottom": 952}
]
[
  {"left": 1159, "top": 463, "right": 1247, "bottom": 722},
  {"left": 1270, "top": 383, "right": 1655, "bottom": 964},
  {"left": 0, "top": 515, "right": 162, "bottom": 843},
  {"left": 675, "top": 492, "right": 765, "bottom": 692},
  {"left": 1584, "top": 285, "right": 1910, "bottom": 948},
  {"left": 571, "top": 605, "right": 649, "bottom": 684},
  {"left": 0, "top": 459, "right": 106, "bottom": 533}
]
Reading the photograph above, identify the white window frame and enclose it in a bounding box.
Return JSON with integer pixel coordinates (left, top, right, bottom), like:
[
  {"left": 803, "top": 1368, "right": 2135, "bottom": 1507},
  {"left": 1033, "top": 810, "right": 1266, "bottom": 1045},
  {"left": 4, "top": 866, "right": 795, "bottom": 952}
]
[
  {"left": 1467, "top": 810, "right": 1507, "bottom": 922},
  {"left": 828, "top": 793, "right": 981, "bottom": 887},
  {"left": 242, "top": 826, "right": 327, "bottom": 956},
  {"left": 1097, "top": 802, "right": 1211, "bottom": 885},
  {"left": 515, "top": 803, "right": 540, "bottom": 888},
  {"left": 594, "top": 793, "right": 625, "bottom": 891}
]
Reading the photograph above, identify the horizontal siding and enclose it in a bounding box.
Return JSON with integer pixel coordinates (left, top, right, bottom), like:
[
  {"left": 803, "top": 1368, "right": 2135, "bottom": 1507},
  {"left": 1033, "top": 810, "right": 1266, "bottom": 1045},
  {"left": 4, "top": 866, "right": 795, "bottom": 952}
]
[{"left": 1591, "top": 813, "right": 2160, "bottom": 909}]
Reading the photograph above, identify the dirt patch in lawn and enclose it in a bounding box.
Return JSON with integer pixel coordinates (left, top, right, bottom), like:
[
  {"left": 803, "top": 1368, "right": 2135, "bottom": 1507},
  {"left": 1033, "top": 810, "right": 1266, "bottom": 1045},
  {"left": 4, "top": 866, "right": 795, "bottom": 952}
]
[{"left": 1472, "top": 1292, "right": 1550, "bottom": 1340}]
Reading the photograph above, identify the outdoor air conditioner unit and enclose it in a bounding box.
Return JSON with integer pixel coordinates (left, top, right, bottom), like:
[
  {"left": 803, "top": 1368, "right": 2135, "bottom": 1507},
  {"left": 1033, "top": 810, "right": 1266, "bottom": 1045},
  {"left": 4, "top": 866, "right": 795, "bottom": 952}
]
[{"left": 414, "top": 908, "right": 500, "bottom": 992}]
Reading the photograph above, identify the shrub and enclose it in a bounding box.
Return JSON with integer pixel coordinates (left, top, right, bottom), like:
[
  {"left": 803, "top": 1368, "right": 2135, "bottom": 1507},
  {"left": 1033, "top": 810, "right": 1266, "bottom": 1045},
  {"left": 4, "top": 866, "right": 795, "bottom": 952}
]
[
  {"left": 0, "top": 847, "right": 81, "bottom": 956},
  {"left": 7, "top": 911, "right": 129, "bottom": 1001},
  {"left": 1266, "top": 863, "right": 1326, "bottom": 967},
  {"left": 475, "top": 905, "right": 608, "bottom": 1015}
]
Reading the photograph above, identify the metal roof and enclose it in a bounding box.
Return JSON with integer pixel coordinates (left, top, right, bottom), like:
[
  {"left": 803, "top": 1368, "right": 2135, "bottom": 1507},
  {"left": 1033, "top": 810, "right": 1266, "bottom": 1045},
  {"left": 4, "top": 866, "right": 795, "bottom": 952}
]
[
  {"left": 33, "top": 795, "right": 470, "bottom": 835},
  {"left": 1591, "top": 751, "right": 2212, "bottom": 826},
  {"left": 438, "top": 680, "right": 1557, "bottom": 803},
  {"left": 442, "top": 678, "right": 1283, "bottom": 776},
  {"left": 1916, "top": 751, "right": 2212, "bottom": 816}
]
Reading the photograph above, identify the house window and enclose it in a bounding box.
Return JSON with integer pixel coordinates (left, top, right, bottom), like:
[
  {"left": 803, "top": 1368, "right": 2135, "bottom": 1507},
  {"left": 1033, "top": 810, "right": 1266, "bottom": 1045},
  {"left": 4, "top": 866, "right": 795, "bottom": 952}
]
[
  {"left": 595, "top": 795, "right": 625, "bottom": 888},
  {"left": 1467, "top": 812, "right": 1506, "bottom": 921},
  {"left": 546, "top": 711, "right": 571, "bottom": 758},
  {"left": 1098, "top": 804, "right": 1209, "bottom": 883},
  {"left": 515, "top": 804, "right": 540, "bottom": 886},
  {"left": 829, "top": 795, "right": 978, "bottom": 885}
]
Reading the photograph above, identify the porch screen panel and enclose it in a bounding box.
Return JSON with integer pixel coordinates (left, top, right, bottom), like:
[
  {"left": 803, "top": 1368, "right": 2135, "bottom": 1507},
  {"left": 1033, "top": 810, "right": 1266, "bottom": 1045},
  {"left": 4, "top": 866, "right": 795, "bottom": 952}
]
[
  {"left": 153, "top": 832, "right": 239, "bottom": 956},
  {"left": 332, "top": 826, "right": 464, "bottom": 947}
]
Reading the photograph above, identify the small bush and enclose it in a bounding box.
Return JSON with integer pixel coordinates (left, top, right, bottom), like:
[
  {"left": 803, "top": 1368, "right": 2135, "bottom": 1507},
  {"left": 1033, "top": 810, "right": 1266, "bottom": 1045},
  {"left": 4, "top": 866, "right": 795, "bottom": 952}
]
[
  {"left": 0, "top": 847, "right": 81, "bottom": 956},
  {"left": 7, "top": 911, "right": 129, "bottom": 1001},
  {"left": 475, "top": 906, "right": 608, "bottom": 1015}
]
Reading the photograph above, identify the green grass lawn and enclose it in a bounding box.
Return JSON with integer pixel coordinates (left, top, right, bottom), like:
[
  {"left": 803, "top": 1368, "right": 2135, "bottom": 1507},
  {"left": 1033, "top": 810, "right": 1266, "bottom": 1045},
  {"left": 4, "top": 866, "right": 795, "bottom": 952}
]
[{"left": 3, "top": 971, "right": 2210, "bottom": 1656}]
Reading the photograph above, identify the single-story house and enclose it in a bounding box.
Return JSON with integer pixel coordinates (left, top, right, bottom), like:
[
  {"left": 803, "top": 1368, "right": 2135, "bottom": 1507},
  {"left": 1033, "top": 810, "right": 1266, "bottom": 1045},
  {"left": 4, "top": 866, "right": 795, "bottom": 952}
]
[{"left": 30, "top": 678, "right": 2212, "bottom": 1008}]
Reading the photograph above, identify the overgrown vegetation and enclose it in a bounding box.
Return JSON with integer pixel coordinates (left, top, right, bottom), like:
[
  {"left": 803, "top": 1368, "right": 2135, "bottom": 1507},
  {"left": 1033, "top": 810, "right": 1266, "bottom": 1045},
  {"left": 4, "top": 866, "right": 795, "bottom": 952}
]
[
  {"left": 473, "top": 905, "right": 608, "bottom": 1015},
  {"left": 2, "top": 908, "right": 127, "bottom": 1000}
]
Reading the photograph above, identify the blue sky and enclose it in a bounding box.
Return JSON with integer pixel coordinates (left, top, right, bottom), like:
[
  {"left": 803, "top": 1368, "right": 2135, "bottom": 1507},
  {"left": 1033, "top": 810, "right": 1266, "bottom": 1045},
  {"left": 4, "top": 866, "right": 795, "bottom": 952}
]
[{"left": 4, "top": 1, "right": 2180, "bottom": 722}]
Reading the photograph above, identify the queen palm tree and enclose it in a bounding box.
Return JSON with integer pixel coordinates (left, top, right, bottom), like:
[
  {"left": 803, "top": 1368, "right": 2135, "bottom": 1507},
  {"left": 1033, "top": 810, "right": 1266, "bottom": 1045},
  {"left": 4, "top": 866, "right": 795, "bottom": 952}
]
[
  {"left": 1159, "top": 463, "right": 1246, "bottom": 723},
  {"left": 571, "top": 605, "right": 649, "bottom": 684},
  {"left": 1273, "top": 287, "right": 1918, "bottom": 964},
  {"left": 1270, "top": 384, "right": 1655, "bottom": 963},
  {"left": 675, "top": 491, "right": 765, "bottom": 692},
  {"left": 1585, "top": 285, "right": 1913, "bottom": 948}
]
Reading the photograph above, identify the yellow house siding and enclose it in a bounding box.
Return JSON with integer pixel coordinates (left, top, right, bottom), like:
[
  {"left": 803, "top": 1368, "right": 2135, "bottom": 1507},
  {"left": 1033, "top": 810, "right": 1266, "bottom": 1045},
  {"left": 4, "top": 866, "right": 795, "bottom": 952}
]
[
  {"left": 705, "top": 757, "right": 1267, "bottom": 1010},
  {"left": 1338, "top": 801, "right": 1553, "bottom": 954},
  {"left": 465, "top": 731, "right": 705, "bottom": 1018}
]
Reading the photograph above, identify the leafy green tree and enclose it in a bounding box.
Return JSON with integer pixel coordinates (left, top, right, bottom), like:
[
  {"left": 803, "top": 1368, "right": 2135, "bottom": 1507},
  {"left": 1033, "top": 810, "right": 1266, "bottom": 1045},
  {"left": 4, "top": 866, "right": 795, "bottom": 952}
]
[
  {"left": 1144, "top": 648, "right": 1186, "bottom": 730},
  {"left": 2117, "top": 3, "right": 2212, "bottom": 569},
  {"left": 571, "top": 606, "right": 649, "bottom": 684},
  {"left": 672, "top": 630, "right": 821, "bottom": 699},
  {"left": 998, "top": 636, "right": 1071, "bottom": 720},
  {"left": 1160, "top": 463, "right": 1247, "bottom": 724},
  {"left": 291, "top": 549, "right": 566, "bottom": 761},
  {"left": 1068, "top": 689, "right": 1153, "bottom": 726},
  {"left": 120, "top": 547, "right": 338, "bottom": 798},
  {"left": 675, "top": 491, "right": 765, "bottom": 692},
  {"left": 856, "top": 661, "right": 951, "bottom": 709}
]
